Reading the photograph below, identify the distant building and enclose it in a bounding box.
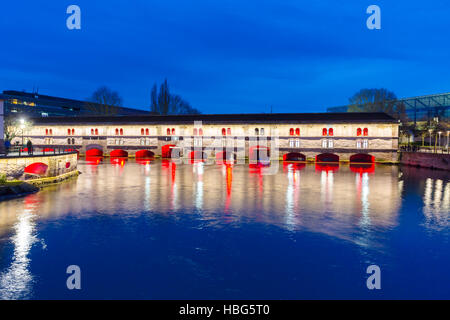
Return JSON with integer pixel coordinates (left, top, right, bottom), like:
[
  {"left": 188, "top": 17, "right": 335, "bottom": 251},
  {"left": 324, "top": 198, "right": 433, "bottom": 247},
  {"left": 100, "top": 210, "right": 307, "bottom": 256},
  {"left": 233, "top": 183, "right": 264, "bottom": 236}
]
[
  {"left": 327, "top": 92, "right": 450, "bottom": 122},
  {"left": 0, "top": 90, "right": 149, "bottom": 118}
]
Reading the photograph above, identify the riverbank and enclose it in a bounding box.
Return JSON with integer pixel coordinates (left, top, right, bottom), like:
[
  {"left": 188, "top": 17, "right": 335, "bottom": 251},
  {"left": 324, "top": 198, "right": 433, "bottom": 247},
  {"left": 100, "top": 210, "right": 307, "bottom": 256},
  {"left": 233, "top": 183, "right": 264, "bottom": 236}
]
[
  {"left": 0, "top": 181, "right": 39, "bottom": 201},
  {"left": 400, "top": 152, "right": 450, "bottom": 171},
  {"left": 0, "top": 170, "right": 80, "bottom": 201}
]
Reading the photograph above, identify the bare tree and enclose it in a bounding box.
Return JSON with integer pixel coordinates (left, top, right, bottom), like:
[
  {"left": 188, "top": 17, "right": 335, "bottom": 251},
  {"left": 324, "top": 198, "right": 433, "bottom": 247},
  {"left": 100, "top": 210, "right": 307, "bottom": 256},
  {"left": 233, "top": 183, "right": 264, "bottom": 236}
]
[
  {"left": 151, "top": 79, "right": 200, "bottom": 115},
  {"left": 348, "top": 88, "right": 397, "bottom": 114},
  {"left": 84, "top": 86, "right": 123, "bottom": 115}
]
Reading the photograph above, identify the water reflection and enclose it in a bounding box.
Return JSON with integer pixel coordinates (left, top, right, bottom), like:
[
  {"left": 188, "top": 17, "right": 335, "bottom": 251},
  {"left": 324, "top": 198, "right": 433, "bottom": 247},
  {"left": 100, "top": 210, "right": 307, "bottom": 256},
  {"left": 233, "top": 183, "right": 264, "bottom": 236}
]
[
  {"left": 0, "top": 159, "right": 449, "bottom": 298},
  {"left": 0, "top": 196, "right": 39, "bottom": 300}
]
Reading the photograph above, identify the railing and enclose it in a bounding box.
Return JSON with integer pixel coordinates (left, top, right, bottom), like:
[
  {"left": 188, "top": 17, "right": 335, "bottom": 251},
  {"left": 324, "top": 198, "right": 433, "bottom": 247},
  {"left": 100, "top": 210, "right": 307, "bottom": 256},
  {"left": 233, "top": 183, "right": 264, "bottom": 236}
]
[
  {"left": 2, "top": 145, "right": 77, "bottom": 157},
  {"left": 400, "top": 145, "right": 450, "bottom": 154}
]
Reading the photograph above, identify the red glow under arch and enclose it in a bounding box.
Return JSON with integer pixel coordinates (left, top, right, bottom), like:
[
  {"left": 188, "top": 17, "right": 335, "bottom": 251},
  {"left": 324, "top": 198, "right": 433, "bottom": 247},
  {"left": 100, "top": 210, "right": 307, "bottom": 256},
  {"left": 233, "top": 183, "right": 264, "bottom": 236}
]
[
  {"left": 110, "top": 149, "right": 128, "bottom": 157},
  {"left": 283, "top": 152, "right": 306, "bottom": 162},
  {"left": 349, "top": 153, "right": 375, "bottom": 163},
  {"left": 24, "top": 162, "right": 48, "bottom": 175}
]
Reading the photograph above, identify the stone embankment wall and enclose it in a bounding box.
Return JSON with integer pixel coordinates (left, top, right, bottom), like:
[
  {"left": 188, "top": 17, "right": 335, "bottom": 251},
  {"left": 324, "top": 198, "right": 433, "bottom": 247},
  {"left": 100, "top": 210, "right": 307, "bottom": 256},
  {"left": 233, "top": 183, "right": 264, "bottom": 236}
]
[{"left": 400, "top": 152, "right": 450, "bottom": 171}]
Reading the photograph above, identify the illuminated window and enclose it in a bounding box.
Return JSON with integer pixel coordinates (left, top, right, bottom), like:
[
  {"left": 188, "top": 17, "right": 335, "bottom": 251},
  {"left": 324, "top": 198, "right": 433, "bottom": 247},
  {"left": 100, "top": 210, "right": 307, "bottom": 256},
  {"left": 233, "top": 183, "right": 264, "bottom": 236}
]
[
  {"left": 49, "top": 129, "right": 53, "bottom": 135},
  {"left": 120, "top": 128, "right": 123, "bottom": 135},
  {"left": 68, "top": 128, "right": 71, "bottom": 135},
  {"left": 146, "top": 128, "right": 149, "bottom": 135},
  {"left": 289, "top": 128, "right": 294, "bottom": 136},
  {"left": 141, "top": 128, "right": 145, "bottom": 135},
  {"left": 72, "top": 129, "right": 75, "bottom": 135},
  {"left": 222, "top": 128, "right": 226, "bottom": 136},
  {"left": 295, "top": 139, "right": 300, "bottom": 147},
  {"left": 167, "top": 128, "right": 171, "bottom": 135},
  {"left": 328, "top": 139, "right": 334, "bottom": 148},
  {"left": 322, "top": 128, "right": 327, "bottom": 136},
  {"left": 328, "top": 128, "right": 333, "bottom": 136},
  {"left": 199, "top": 128, "right": 203, "bottom": 136},
  {"left": 115, "top": 128, "right": 119, "bottom": 135},
  {"left": 295, "top": 128, "right": 300, "bottom": 136},
  {"left": 95, "top": 128, "right": 99, "bottom": 135},
  {"left": 91, "top": 129, "right": 95, "bottom": 135},
  {"left": 357, "top": 128, "right": 362, "bottom": 136},
  {"left": 193, "top": 128, "right": 198, "bottom": 136},
  {"left": 356, "top": 140, "right": 362, "bottom": 148},
  {"left": 322, "top": 139, "right": 328, "bottom": 148},
  {"left": 45, "top": 129, "right": 48, "bottom": 135},
  {"left": 363, "top": 139, "right": 368, "bottom": 148},
  {"left": 363, "top": 128, "right": 368, "bottom": 136},
  {"left": 172, "top": 128, "right": 175, "bottom": 135}
]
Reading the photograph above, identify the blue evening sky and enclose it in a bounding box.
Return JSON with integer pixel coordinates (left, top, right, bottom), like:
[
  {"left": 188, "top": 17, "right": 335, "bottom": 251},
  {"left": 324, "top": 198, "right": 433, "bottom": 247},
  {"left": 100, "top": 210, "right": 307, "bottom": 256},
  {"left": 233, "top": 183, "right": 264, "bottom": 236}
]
[{"left": 0, "top": 1, "right": 449, "bottom": 113}]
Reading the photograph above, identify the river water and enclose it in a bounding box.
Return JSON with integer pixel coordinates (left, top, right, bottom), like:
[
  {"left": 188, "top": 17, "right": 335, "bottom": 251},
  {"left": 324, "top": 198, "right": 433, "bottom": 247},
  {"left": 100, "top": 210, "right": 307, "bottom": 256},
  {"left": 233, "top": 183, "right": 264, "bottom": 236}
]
[{"left": 0, "top": 159, "right": 448, "bottom": 299}]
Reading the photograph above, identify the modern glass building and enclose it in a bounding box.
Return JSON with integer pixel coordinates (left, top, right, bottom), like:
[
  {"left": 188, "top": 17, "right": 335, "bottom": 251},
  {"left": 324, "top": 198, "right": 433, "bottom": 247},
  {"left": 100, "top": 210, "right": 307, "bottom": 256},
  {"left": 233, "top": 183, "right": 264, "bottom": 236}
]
[{"left": 327, "top": 92, "right": 450, "bottom": 122}]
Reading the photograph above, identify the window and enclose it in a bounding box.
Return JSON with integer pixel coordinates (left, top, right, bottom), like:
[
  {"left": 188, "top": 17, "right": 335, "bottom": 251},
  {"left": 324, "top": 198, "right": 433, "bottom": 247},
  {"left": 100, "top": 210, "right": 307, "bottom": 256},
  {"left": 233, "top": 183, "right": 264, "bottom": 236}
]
[
  {"left": 95, "top": 128, "right": 99, "bottom": 135},
  {"left": 141, "top": 128, "right": 145, "bottom": 135},
  {"left": 357, "top": 128, "right": 362, "bottom": 136},
  {"left": 328, "top": 139, "right": 334, "bottom": 148},
  {"left": 72, "top": 129, "right": 75, "bottom": 135},
  {"left": 322, "top": 128, "right": 327, "bottom": 136},
  {"left": 260, "top": 128, "right": 265, "bottom": 135},
  {"left": 295, "top": 139, "right": 300, "bottom": 148},
  {"left": 45, "top": 129, "right": 48, "bottom": 135},
  {"left": 227, "top": 128, "right": 231, "bottom": 136},
  {"left": 289, "top": 128, "right": 294, "bottom": 136},
  {"left": 167, "top": 128, "right": 171, "bottom": 135},
  {"left": 146, "top": 128, "right": 149, "bottom": 135},
  {"left": 120, "top": 128, "right": 123, "bottom": 135},
  {"left": 193, "top": 128, "right": 198, "bottom": 136},
  {"left": 199, "top": 128, "right": 203, "bottom": 136},
  {"left": 255, "top": 128, "right": 259, "bottom": 136},
  {"left": 289, "top": 139, "right": 294, "bottom": 147},
  {"left": 68, "top": 128, "right": 71, "bottom": 135},
  {"left": 222, "top": 128, "right": 226, "bottom": 136},
  {"left": 67, "top": 138, "right": 71, "bottom": 144},
  {"left": 49, "top": 129, "right": 53, "bottom": 135},
  {"left": 115, "top": 128, "right": 119, "bottom": 135},
  {"left": 363, "top": 139, "right": 368, "bottom": 148},
  {"left": 172, "top": 128, "right": 176, "bottom": 135},
  {"left": 295, "top": 128, "right": 300, "bottom": 136},
  {"left": 356, "top": 140, "right": 362, "bottom": 149},
  {"left": 72, "top": 138, "right": 75, "bottom": 145},
  {"left": 140, "top": 138, "right": 145, "bottom": 146},
  {"left": 322, "top": 139, "right": 328, "bottom": 148},
  {"left": 328, "top": 128, "right": 333, "bottom": 136},
  {"left": 91, "top": 129, "right": 95, "bottom": 135},
  {"left": 363, "top": 128, "right": 368, "bottom": 136}
]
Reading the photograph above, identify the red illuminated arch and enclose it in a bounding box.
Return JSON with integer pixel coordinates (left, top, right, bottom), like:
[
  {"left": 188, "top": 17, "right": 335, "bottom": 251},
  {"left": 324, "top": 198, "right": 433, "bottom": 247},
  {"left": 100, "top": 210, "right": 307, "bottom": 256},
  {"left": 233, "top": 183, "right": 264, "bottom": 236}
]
[
  {"left": 349, "top": 153, "right": 374, "bottom": 163},
  {"left": 110, "top": 149, "right": 128, "bottom": 157},
  {"left": 135, "top": 150, "right": 155, "bottom": 158},
  {"left": 24, "top": 162, "right": 48, "bottom": 175},
  {"left": 162, "top": 144, "right": 176, "bottom": 158},
  {"left": 316, "top": 153, "right": 339, "bottom": 163},
  {"left": 283, "top": 152, "right": 306, "bottom": 162},
  {"left": 86, "top": 148, "right": 103, "bottom": 157}
]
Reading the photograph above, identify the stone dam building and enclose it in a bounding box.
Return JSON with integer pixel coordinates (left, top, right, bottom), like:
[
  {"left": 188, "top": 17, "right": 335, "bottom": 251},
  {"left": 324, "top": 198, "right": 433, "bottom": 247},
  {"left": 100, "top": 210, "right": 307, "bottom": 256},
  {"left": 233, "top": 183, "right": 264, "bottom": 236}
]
[{"left": 18, "top": 112, "right": 399, "bottom": 162}]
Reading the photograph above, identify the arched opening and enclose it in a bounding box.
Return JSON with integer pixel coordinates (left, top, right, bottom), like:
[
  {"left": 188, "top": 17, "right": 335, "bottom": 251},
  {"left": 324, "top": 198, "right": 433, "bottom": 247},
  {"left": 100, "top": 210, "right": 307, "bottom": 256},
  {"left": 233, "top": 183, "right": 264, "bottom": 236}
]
[
  {"left": 189, "top": 150, "right": 207, "bottom": 160},
  {"left": 161, "top": 144, "right": 176, "bottom": 158},
  {"left": 249, "top": 146, "right": 270, "bottom": 163},
  {"left": 24, "top": 162, "right": 48, "bottom": 176},
  {"left": 135, "top": 150, "right": 155, "bottom": 159},
  {"left": 283, "top": 152, "right": 306, "bottom": 162},
  {"left": 350, "top": 153, "right": 374, "bottom": 163},
  {"left": 86, "top": 148, "right": 103, "bottom": 157},
  {"left": 110, "top": 149, "right": 128, "bottom": 157},
  {"left": 316, "top": 153, "right": 339, "bottom": 163}
]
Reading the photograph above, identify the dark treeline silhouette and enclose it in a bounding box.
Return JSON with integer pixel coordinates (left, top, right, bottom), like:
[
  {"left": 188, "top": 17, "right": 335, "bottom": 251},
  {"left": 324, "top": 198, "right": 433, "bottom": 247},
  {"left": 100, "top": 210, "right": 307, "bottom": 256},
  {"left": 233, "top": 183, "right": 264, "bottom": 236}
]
[
  {"left": 347, "top": 88, "right": 407, "bottom": 122},
  {"left": 151, "top": 79, "right": 200, "bottom": 115},
  {"left": 85, "top": 86, "right": 123, "bottom": 115}
]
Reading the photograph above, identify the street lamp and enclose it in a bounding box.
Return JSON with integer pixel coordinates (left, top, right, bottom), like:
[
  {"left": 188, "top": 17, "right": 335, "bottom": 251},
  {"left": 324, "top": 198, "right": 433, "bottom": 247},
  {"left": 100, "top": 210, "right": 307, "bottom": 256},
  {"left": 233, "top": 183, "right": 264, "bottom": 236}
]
[
  {"left": 20, "top": 118, "right": 25, "bottom": 147},
  {"left": 438, "top": 131, "right": 442, "bottom": 148},
  {"left": 428, "top": 129, "right": 433, "bottom": 147}
]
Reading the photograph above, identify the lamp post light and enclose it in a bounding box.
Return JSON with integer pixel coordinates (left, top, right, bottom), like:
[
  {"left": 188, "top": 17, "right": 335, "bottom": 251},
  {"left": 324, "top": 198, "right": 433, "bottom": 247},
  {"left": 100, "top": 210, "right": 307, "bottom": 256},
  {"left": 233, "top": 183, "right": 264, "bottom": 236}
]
[
  {"left": 20, "top": 118, "right": 25, "bottom": 147},
  {"left": 438, "top": 131, "right": 442, "bottom": 149},
  {"left": 428, "top": 129, "right": 433, "bottom": 148}
]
